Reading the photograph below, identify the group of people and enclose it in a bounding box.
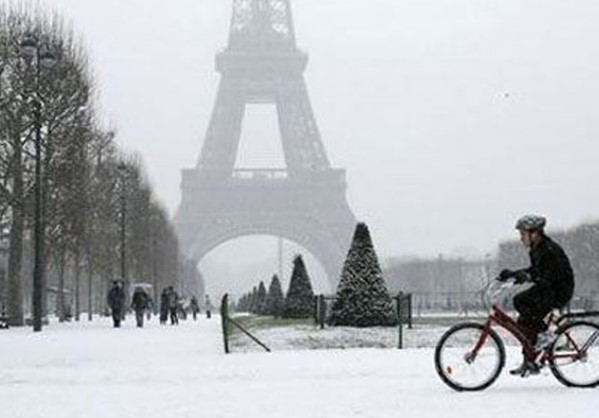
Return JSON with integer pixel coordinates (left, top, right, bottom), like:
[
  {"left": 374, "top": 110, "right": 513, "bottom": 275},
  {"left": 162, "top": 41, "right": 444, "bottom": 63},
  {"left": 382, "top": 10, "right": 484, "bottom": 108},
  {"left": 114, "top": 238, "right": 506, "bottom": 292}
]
[{"left": 107, "top": 281, "right": 211, "bottom": 328}]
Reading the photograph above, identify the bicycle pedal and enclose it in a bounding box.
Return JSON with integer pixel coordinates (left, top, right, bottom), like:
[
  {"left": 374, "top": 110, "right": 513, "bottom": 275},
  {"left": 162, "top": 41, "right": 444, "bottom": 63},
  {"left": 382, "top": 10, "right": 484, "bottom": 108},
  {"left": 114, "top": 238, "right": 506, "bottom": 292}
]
[
  {"left": 510, "top": 361, "right": 541, "bottom": 377},
  {"left": 521, "top": 368, "right": 541, "bottom": 378}
]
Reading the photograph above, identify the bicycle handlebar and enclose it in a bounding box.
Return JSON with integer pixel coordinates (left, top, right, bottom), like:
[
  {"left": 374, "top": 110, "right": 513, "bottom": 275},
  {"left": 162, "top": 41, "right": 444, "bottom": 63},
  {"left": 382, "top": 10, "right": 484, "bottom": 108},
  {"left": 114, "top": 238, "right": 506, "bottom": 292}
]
[{"left": 482, "top": 278, "right": 531, "bottom": 308}]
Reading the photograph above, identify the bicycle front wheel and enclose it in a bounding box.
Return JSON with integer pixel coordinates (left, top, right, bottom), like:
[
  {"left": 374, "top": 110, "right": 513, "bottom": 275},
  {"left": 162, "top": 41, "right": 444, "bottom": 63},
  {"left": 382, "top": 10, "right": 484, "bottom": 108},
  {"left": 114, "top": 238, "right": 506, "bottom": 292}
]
[
  {"left": 435, "top": 322, "right": 505, "bottom": 391},
  {"left": 549, "top": 320, "right": 599, "bottom": 388}
]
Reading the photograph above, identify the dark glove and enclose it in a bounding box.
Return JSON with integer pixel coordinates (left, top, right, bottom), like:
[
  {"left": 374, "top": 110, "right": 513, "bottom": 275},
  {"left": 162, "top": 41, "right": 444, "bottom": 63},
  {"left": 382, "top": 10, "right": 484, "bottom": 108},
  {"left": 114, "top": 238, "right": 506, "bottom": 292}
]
[
  {"left": 497, "top": 269, "right": 514, "bottom": 282},
  {"left": 513, "top": 270, "right": 529, "bottom": 284}
]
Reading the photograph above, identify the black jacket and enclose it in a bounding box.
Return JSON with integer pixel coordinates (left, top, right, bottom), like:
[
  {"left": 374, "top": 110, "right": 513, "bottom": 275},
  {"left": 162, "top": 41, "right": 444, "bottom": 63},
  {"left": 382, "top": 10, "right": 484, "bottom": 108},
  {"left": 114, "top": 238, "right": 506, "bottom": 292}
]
[
  {"left": 523, "top": 235, "right": 575, "bottom": 306},
  {"left": 107, "top": 286, "right": 126, "bottom": 310},
  {"left": 131, "top": 290, "right": 149, "bottom": 311}
]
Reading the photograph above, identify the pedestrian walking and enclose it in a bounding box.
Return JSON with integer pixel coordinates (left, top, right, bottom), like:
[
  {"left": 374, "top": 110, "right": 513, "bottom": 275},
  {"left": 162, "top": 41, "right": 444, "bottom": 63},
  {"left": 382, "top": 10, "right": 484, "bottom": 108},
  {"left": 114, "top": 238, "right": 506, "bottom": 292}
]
[
  {"left": 159, "top": 288, "right": 169, "bottom": 325},
  {"left": 107, "top": 281, "right": 126, "bottom": 328},
  {"left": 131, "top": 286, "right": 149, "bottom": 328},
  {"left": 190, "top": 296, "right": 200, "bottom": 321},
  {"left": 167, "top": 286, "right": 179, "bottom": 325},
  {"left": 205, "top": 294, "right": 212, "bottom": 319}
]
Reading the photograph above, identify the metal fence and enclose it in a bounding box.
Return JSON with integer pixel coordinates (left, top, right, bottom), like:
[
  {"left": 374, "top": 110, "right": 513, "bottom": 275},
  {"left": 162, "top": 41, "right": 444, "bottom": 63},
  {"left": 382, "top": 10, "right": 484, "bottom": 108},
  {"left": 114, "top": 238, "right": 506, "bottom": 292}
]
[
  {"left": 221, "top": 294, "right": 270, "bottom": 354},
  {"left": 409, "top": 291, "right": 599, "bottom": 316},
  {"left": 313, "top": 292, "right": 413, "bottom": 349},
  {"left": 221, "top": 291, "right": 599, "bottom": 353}
]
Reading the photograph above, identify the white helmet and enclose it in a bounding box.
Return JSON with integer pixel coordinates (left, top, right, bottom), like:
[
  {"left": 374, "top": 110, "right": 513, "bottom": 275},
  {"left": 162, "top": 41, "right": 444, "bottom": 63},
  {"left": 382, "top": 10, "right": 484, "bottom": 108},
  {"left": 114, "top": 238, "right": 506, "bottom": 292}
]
[{"left": 515, "top": 214, "right": 546, "bottom": 231}]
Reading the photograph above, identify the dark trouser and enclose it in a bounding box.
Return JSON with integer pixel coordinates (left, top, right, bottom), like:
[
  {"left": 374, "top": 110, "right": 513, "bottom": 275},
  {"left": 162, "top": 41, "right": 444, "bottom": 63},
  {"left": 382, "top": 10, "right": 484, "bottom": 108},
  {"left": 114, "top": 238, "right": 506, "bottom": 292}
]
[
  {"left": 513, "top": 285, "right": 555, "bottom": 347},
  {"left": 111, "top": 307, "right": 122, "bottom": 328},
  {"left": 135, "top": 309, "right": 145, "bottom": 327},
  {"left": 160, "top": 308, "right": 167, "bottom": 324},
  {"left": 169, "top": 308, "right": 178, "bottom": 325}
]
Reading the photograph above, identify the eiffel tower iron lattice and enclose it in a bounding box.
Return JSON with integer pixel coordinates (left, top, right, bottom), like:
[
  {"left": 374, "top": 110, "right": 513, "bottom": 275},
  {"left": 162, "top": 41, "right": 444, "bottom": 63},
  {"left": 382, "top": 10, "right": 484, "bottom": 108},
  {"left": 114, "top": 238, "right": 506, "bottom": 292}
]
[{"left": 175, "top": 0, "right": 356, "bottom": 286}]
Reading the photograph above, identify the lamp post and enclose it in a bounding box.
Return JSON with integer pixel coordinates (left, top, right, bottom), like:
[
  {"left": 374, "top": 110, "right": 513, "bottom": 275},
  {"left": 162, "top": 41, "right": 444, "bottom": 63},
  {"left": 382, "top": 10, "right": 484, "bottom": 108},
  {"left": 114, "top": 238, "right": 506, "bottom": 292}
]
[
  {"left": 21, "top": 35, "right": 58, "bottom": 332},
  {"left": 117, "top": 162, "right": 128, "bottom": 285},
  {"left": 117, "top": 162, "right": 129, "bottom": 321}
]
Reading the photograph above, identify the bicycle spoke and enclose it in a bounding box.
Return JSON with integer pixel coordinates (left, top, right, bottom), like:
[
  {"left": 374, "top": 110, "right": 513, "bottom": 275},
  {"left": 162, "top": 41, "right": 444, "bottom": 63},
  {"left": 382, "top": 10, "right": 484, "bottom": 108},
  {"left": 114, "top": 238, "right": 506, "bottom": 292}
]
[
  {"left": 435, "top": 323, "right": 504, "bottom": 391},
  {"left": 550, "top": 322, "right": 599, "bottom": 387}
]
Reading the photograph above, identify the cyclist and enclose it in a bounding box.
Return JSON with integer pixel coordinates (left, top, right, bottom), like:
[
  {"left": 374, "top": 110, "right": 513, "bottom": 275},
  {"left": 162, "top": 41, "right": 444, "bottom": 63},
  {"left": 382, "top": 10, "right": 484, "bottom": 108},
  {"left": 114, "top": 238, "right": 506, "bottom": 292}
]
[{"left": 497, "top": 214, "right": 575, "bottom": 376}]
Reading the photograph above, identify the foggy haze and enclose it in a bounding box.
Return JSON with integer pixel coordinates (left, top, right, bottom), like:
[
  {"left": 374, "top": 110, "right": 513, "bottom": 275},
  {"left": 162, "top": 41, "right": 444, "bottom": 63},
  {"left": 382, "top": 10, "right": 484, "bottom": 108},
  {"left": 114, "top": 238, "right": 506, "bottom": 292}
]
[{"left": 11, "top": 0, "right": 599, "bottom": 294}]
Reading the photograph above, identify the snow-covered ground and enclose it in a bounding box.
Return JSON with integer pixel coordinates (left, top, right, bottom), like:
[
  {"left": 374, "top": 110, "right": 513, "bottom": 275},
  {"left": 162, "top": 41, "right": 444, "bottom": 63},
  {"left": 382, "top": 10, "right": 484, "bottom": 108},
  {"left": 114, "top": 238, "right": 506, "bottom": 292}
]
[
  {"left": 227, "top": 313, "right": 520, "bottom": 351},
  {"left": 229, "top": 319, "right": 444, "bottom": 350},
  {"left": 1, "top": 315, "right": 597, "bottom": 418}
]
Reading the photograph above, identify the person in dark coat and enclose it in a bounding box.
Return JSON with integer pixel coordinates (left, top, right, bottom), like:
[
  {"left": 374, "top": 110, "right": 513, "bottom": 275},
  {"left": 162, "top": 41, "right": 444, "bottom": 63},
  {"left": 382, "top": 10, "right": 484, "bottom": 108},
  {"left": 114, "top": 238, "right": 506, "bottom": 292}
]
[
  {"left": 204, "top": 294, "right": 212, "bottom": 319},
  {"left": 167, "top": 286, "right": 179, "bottom": 325},
  {"left": 190, "top": 296, "right": 200, "bottom": 321},
  {"left": 107, "top": 281, "right": 126, "bottom": 328},
  {"left": 159, "top": 288, "right": 169, "bottom": 325},
  {"left": 497, "top": 214, "right": 575, "bottom": 376},
  {"left": 131, "top": 286, "right": 149, "bottom": 328}
]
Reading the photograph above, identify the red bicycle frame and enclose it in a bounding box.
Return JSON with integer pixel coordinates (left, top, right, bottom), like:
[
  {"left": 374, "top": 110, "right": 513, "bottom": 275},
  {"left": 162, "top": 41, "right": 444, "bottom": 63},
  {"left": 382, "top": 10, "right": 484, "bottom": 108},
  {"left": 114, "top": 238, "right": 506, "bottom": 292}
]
[{"left": 470, "top": 304, "right": 585, "bottom": 364}]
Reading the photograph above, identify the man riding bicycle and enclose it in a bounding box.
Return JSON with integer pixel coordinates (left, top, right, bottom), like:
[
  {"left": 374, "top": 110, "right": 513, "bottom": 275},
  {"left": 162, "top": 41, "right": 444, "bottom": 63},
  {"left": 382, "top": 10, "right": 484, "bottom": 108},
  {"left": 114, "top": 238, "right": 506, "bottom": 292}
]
[{"left": 497, "top": 214, "right": 575, "bottom": 376}]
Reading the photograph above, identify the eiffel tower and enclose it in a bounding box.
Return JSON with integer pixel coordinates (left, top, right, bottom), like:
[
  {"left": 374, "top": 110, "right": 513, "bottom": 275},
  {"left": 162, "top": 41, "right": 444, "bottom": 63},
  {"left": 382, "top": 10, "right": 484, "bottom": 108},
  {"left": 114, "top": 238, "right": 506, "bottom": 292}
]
[{"left": 174, "top": 0, "right": 356, "bottom": 286}]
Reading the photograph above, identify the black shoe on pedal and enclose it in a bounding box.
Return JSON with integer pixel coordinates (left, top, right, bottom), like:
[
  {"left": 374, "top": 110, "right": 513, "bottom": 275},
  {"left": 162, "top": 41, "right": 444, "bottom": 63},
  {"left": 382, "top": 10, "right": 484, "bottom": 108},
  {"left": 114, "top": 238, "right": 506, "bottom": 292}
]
[{"left": 509, "top": 361, "right": 540, "bottom": 377}]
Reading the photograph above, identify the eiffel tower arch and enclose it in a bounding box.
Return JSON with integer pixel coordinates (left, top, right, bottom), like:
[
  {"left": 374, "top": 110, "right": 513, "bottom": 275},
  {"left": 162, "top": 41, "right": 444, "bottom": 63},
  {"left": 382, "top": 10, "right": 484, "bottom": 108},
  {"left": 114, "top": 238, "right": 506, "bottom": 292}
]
[{"left": 175, "top": 0, "right": 356, "bottom": 286}]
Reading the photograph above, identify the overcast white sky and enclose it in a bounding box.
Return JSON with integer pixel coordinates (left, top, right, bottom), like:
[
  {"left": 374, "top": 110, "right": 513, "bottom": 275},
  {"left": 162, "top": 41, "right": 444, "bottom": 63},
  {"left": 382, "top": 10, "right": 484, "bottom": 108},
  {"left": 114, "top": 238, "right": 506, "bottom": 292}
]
[{"left": 7, "top": 0, "right": 599, "bottom": 291}]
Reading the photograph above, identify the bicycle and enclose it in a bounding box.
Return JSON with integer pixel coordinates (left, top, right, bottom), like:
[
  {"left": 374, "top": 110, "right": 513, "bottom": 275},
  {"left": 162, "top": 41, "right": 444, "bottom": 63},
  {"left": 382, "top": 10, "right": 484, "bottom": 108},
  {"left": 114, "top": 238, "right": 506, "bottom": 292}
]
[{"left": 434, "top": 279, "right": 599, "bottom": 391}]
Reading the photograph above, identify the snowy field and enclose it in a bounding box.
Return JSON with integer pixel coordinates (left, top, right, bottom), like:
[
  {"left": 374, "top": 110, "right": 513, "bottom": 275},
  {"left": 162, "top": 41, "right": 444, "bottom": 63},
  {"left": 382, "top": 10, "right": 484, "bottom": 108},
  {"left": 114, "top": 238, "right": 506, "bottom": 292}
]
[
  {"left": 228, "top": 313, "right": 522, "bottom": 351},
  {"left": 229, "top": 317, "right": 445, "bottom": 350},
  {"left": 1, "top": 315, "right": 598, "bottom": 418}
]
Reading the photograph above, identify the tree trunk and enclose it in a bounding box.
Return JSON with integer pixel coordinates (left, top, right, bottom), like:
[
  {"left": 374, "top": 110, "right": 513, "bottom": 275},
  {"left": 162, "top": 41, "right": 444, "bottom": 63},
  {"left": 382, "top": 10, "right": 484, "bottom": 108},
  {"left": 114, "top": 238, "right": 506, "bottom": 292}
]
[
  {"left": 57, "top": 250, "right": 66, "bottom": 322},
  {"left": 87, "top": 261, "right": 93, "bottom": 321},
  {"left": 6, "top": 204, "right": 24, "bottom": 326},
  {"left": 74, "top": 249, "right": 80, "bottom": 321},
  {"left": 6, "top": 142, "right": 25, "bottom": 327}
]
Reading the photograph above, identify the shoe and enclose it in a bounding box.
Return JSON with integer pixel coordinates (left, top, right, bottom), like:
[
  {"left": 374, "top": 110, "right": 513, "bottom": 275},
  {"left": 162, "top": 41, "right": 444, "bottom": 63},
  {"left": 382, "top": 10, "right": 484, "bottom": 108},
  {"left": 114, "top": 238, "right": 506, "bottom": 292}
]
[
  {"left": 509, "top": 360, "right": 540, "bottom": 377},
  {"left": 535, "top": 330, "right": 555, "bottom": 351}
]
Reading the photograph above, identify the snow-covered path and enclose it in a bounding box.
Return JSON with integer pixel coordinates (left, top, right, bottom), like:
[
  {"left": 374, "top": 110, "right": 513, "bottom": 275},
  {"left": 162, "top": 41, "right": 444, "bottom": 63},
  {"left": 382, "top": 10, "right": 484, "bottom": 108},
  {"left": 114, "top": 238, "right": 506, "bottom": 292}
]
[{"left": 1, "top": 316, "right": 597, "bottom": 418}]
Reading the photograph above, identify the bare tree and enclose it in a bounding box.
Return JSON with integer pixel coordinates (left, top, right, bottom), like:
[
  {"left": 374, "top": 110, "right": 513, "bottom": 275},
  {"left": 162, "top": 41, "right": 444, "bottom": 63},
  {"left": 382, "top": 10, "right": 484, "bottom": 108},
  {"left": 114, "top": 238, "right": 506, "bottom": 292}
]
[{"left": 1, "top": 5, "right": 192, "bottom": 326}]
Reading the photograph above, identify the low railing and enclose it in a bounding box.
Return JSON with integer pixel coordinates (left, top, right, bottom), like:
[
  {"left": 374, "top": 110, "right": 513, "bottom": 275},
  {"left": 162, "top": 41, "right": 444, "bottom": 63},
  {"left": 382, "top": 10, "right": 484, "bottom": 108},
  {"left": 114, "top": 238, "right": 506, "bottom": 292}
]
[
  {"left": 314, "top": 292, "right": 413, "bottom": 349},
  {"left": 231, "top": 168, "right": 288, "bottom": 180},
  {"left": 220, "top": 294, "right": 270, "bottom": 354},
  {"left": 181, "top": 168, "right": 347, "bottom": 187}
]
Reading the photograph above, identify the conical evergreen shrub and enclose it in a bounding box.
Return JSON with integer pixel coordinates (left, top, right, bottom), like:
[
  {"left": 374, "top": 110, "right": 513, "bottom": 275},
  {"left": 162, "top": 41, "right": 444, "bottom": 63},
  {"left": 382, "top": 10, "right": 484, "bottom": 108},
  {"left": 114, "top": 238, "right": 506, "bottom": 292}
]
[
  {"left": 283, "top": 255, "right": 315, "bottom": 318},
  {"left": 249, "top": 286, "right": 258, "bottom": 314},
  {"left": 242, "top": 293, "right": 250, "bottom": 312},
  {"left": 264, "top": 274, "right": 285, "bottom": 317},
  {"left": 329, "top": 223, "right": 396, "bottom": 327},
  {"left": 256, "top": 281, "right": 267, "bottom": 314},
  {"left": 237, "top": 294, "right": 247, "bottom": 312}
]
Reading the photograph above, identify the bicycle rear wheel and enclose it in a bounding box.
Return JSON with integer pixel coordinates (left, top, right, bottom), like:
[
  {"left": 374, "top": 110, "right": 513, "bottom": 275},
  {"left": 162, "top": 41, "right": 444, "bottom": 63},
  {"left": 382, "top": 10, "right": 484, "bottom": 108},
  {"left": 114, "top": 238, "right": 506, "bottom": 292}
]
[
  {"left": 435, "top": 322, "right": 505, "bottom": 391},
  {"left": 549, "top": 320, "right": 599, "bottom": 388}
]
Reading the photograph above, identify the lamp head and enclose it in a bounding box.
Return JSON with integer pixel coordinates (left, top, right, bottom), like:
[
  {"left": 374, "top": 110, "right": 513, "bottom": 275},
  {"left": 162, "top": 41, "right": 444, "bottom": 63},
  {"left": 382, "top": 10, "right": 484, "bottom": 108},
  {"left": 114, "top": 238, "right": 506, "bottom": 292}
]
[{"left": 20, "top": 36, "right": 38, "bottom": 58}]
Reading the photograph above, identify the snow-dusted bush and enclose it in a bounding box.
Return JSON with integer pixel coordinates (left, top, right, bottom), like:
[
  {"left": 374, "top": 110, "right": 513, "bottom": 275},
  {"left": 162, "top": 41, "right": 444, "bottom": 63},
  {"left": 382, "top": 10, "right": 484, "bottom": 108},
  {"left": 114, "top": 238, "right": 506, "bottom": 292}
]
[
  {"left": 330, "top": 223, "right": 396, "bottom": 327},
  {"left": 265, "top": 275, "right": 285, "bottom": 317},
  {"left": 283, "top": 255, "right": 315, "bottom": 318}
]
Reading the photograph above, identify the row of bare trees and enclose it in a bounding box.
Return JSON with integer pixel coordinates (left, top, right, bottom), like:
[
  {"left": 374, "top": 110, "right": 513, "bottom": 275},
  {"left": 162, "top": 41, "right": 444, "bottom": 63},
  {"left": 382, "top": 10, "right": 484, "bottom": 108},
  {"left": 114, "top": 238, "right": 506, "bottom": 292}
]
[
  {"left": 1, "top": 5, "right": 190, "bottom": 326},
  {"left": 385, "top": 221, "right": 599, "bottom": 311}
]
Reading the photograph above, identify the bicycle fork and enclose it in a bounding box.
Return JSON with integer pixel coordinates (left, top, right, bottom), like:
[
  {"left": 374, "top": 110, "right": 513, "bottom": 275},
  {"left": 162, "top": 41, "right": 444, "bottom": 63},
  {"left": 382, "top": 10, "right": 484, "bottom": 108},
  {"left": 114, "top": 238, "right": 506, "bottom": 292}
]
[
  {"left": 581, "top": 329, "right": 599, "bottom": 352},
  {"left": 465, "top": 321, "right": 493, "bottom": 363}
]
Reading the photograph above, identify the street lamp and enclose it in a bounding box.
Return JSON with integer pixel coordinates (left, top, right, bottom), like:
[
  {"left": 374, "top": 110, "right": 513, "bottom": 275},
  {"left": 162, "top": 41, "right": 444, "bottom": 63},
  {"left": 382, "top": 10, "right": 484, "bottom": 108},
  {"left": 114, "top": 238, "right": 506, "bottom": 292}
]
[
  {"left": 117, "top": 162, "right": 128, "bottom": 285},
  {"left": 117, "top": 162, "right": 129, "bottom": 322},
  {"left": 21, "top": 35, "right": 58, "bottom": 332}
]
